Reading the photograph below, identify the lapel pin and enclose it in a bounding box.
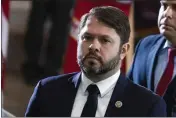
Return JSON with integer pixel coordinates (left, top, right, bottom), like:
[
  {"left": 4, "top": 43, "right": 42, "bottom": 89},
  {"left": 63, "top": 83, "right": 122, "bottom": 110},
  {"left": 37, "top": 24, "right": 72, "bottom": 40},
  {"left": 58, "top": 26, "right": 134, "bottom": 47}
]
[{"left": 115, "top": 101, "right": 123, "bottom": 108}]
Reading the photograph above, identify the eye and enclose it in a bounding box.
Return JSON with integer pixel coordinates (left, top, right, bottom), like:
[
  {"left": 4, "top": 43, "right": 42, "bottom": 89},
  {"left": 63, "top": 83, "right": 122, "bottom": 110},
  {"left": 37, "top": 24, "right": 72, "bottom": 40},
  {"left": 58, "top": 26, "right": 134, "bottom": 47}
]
[
  {"left": 161, "top": 2, "right": 168, "bottom": 10},
  {"left": 82, "top": 35, "right": 93, "bottom": 41},
  {"left": 101, "top": 38, "right": 111, "bottom": 43}
]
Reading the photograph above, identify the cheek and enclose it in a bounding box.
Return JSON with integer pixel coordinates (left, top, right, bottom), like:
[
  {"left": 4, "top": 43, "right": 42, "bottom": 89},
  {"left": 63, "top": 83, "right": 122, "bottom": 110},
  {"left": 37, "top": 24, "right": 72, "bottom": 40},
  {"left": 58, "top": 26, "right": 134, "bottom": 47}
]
[
  {"left": 158, "top": 7, "right": 164, "bottom": 23},
  {"left": 77, "top": 42, "right": 83, "bottom": 56},
  {"left": 173, "top": 14, "right": 176, "bottom": 26},
  {"left": 77, "top": 42, "right": 88, "bottom": 57},
  {"left": 101, "top": 47, "right": 119, "bottom": 62},
  {"left": 158, "top": 12, "right": 162, "bottom": 25}
]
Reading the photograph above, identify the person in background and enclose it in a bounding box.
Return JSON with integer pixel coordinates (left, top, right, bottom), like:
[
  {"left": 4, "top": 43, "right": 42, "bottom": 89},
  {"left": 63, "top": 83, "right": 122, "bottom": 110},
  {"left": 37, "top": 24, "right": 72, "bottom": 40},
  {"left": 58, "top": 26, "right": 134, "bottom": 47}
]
[
  {"left": 128, "top": 0, "right": 176, "bottom": 116},
  {"left": 25, "top": 6, "right": 166, "bottom": 117},
  {"left": 22, "top": 0, "right": 75, "bottom": 85}
]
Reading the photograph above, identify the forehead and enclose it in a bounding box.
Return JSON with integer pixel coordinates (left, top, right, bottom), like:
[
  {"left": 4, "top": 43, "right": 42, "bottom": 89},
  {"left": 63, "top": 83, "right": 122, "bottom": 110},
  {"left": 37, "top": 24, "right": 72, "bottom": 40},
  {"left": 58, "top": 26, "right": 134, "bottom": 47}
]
[
  {"left": 79, "top": 15, "right": 121, "bottom": 41},
  {"left": 160, "top": 0, "right": 176, "bottom": 4},
  {"left": 81, "top": 16, "right": 117, "bottom": 35}
]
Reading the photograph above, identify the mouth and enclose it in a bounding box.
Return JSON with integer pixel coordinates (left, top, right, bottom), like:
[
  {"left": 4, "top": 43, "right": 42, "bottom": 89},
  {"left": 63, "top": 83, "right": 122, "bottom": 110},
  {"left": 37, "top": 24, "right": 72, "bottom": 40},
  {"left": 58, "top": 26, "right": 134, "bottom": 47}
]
[
  {"left": 160, "top": 23, "right": 170, "bottom": 26},
  {"left": 86, "top": 56, "right": 99, "bottom": 60},
  {"left": 160, "top": 20, "right": 174, "bottom": 27},
  {"left": 160, "top": 24, "right": 173, "bottom": 29},
  {"left": 160, "top": 24, "right": 168, "bottom": 28},
  {"left": 84, "top": 54, "right": 103, "bottom": 65},
  {"left": 159, "top": 19, "right": 176, "bottom": 31}
]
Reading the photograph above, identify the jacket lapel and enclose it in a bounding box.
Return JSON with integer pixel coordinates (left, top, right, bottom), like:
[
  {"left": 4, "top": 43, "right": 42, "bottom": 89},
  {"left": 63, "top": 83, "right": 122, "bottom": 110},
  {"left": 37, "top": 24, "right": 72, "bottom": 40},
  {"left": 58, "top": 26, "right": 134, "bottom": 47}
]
[
  {"left": 63, "top": 72, "right": 81, "bottom": 116},
  {"left": 146, "top": 36, "right": 165, "bottom": 91},
  {"left": 105, "top": 73, "right": 128, "bottom": 117}
]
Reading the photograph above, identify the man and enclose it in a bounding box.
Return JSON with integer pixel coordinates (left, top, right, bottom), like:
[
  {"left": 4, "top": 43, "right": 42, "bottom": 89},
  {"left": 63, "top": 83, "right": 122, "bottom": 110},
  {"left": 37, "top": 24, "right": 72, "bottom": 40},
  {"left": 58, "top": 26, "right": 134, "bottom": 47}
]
[
  {"left": 128, "top": 0, "right": 176, "bottom": 117},
  {"left": 22, "top": 0, "right": 75, "bottom": 85},
  {"left": 25, "top": 6, "right": 166, "bottom": 117}
]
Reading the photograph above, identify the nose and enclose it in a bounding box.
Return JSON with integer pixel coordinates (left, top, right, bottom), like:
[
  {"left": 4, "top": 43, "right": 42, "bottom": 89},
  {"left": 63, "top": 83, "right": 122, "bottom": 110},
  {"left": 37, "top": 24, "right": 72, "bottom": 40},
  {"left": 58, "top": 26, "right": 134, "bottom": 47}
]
[
  {"left": 163, "top": 6, "right": 173, "bottom": 18},
  {"left": 88, "top": 39, "right": 101, "bottom": 52}
]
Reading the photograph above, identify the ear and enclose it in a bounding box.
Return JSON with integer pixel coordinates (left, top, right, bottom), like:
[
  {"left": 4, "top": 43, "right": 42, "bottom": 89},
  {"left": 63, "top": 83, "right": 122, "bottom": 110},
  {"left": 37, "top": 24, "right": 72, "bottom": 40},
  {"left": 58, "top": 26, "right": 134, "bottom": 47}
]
[{"left": 120, "top": 43, "right": 130, "bottom": 60}]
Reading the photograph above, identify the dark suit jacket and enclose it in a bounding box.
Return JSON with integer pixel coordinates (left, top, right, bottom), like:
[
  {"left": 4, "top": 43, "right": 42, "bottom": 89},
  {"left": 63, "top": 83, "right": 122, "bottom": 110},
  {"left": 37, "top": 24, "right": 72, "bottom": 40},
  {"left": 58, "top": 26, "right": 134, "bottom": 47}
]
[
  {"left": 128, "top": 34, "right": 176, "bottom": 116},
  {"left": 25, "top": 72, "right": 166, "bottom": 117}
]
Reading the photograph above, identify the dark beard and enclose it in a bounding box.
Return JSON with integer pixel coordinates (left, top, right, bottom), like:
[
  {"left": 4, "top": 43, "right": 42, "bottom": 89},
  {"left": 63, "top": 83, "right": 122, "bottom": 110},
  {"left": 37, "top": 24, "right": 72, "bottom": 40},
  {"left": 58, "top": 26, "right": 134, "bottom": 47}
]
[{"left": 77, "top": 52, "right": 121, "bottom": 77}]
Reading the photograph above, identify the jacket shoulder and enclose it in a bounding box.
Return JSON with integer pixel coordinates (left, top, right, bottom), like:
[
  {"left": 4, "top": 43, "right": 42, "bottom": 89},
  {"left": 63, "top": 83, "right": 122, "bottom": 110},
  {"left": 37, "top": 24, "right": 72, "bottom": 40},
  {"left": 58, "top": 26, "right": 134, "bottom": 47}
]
[
  {"left": 126, "top": 79, "right": 161, "bottom": 102},
  {"left": 40, "top": 72, "right": 79, "bottom": 86},
  {"left": 139, "top": 34, "right": 164, "bottom": 47},
  {"left": 124, "top": 79, "right": 166, "bottom": 116}
]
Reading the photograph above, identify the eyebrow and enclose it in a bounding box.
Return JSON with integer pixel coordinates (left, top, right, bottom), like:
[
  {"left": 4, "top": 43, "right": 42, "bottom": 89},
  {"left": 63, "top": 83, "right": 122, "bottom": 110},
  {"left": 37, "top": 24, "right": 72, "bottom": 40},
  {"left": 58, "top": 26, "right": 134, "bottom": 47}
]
[
  {"left": 83, "top": 32, "right": 93, "bottom": 36},
  {"left": 160, "top": 1, "right": 176, "bottom": 4},
  {"left": 83, "top": 32, "right": 113, "bottom": 39}
]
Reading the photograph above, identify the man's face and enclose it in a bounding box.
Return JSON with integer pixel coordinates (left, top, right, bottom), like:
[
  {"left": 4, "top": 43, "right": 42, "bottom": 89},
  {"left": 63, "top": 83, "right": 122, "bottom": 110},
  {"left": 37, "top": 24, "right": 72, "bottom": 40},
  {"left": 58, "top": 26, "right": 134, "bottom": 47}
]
[
  {"left": 158, "top": 0, "right": 176, "bottom": 40},
  {"left": 77, "top": 15, "right": 126, "bottom": 76}
]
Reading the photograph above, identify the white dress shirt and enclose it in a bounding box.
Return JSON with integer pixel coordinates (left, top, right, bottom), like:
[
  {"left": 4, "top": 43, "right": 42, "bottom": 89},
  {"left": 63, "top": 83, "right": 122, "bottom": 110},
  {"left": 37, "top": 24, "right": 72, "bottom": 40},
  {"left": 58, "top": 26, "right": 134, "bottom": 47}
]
[{"left": 71, "top": 70, "right": 120, "bottom": 117}]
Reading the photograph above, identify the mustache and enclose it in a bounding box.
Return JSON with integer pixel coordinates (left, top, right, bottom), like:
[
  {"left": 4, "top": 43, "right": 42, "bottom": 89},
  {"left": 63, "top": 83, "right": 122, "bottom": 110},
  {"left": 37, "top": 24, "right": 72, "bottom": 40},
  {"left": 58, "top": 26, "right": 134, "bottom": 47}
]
[{"left": 83, "top": 51, "right": 103, "bottom": 64}]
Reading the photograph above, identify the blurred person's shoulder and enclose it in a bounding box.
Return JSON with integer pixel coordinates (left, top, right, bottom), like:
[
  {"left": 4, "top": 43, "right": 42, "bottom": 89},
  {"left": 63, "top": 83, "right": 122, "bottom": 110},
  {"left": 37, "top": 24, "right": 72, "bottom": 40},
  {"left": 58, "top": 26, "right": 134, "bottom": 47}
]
[
  {"left": 140, "top": 34, "right": 165, "bottom": 46},
  {"left": 137, "top": 34, "right": 166, "bottom": 49}
]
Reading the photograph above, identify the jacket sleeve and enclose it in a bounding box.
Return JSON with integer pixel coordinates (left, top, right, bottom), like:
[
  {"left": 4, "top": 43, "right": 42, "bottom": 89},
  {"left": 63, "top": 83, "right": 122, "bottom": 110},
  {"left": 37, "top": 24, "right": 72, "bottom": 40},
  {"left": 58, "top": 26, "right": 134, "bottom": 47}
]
[
  {"left": 127, "top": 38, "right": 143, "bottom": 81},
  {"left": 127, "top": 34, "right": 164, "bottom": 86},
  {"left": 25, "top": 81, "right": 42, "bottom": 117},
  {"left": 149, "top": 97, "right": 167, "bottom": 117}
]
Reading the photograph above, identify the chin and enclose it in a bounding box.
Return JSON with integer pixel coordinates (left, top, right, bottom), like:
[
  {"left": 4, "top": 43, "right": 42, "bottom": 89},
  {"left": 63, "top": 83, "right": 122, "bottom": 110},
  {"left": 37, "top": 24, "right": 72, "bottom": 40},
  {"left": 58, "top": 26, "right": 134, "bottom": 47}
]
[
  {"left": 83, "top": 67, "right": 99, "bottom": 75},
  {"left": 84, "top": 59, "right": 101, "bottom": 67},
  {"left": 160, "top": 29, "right": 169, "bottom": 36},
  {"left": 83, "top": 63, "right": 102, "bottom": 73},
  {"left": 162, "top": 32, "right": 170, "bottom": 37},
  {"left": 84, "top": 64, "right": 99, "bottom": 71}
]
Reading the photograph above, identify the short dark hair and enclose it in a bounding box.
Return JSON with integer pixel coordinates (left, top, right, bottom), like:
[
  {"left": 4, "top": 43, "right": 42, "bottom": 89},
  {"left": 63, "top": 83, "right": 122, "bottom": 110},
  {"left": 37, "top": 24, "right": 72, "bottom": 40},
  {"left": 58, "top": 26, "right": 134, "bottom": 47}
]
[{"left": 79, "top": 6, "right": 131, "bottom": 45}]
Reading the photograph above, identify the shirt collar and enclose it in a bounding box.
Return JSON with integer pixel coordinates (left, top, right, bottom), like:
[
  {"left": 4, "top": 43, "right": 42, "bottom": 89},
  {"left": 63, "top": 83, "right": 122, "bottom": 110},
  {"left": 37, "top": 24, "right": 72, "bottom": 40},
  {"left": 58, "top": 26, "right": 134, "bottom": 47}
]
[
  {"left": 163, "top": 40, "right": 173, "bottom": 49},
  {"left": 81, "top": 70, "right": 120, "bottom": 97}
]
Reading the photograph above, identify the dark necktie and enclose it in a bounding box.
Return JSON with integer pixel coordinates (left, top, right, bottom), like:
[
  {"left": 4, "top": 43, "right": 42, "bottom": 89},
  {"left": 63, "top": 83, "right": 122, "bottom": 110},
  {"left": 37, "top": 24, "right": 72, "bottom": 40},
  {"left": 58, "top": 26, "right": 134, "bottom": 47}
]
[
  {"left": 81, "top": 84, "right": 100, "bottom": 117},
  {"left": 156, "top": 48, "right": 176, "bottom": 96}
]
